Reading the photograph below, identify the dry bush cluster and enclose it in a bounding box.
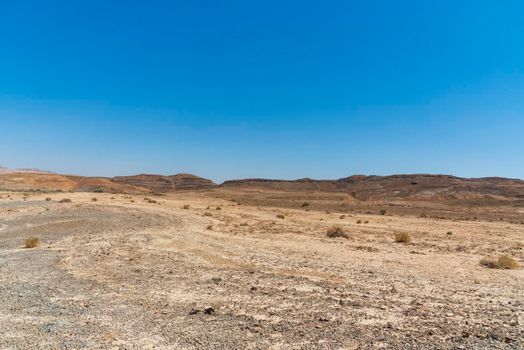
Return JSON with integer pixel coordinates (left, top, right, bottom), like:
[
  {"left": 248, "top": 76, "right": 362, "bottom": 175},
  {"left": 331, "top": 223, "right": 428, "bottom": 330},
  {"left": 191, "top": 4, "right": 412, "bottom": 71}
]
[
  {"left": 326, "top": 226, "right": 349, "bottom": 239},
  {"left": 276, "top": 214, "right": 285, "bottom": 219},
  {"left": 24, "top": 237, "right": 40, "bottom": 248},
  {"left": 59, "top": 198, "right": 72, "bottom": 203},
  {"left": 394, "top": 232, "right": 412, "bottom": 244},
  {"left": 480, "top": 255, "right": 519, "bottom": 270}
]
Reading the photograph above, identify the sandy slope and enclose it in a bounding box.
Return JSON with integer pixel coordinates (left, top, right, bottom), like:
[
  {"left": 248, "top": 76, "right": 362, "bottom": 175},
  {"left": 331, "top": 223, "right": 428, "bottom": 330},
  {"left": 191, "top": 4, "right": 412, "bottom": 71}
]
[{"left": 0, "top": 191, "right": 522, "bottom": 349}]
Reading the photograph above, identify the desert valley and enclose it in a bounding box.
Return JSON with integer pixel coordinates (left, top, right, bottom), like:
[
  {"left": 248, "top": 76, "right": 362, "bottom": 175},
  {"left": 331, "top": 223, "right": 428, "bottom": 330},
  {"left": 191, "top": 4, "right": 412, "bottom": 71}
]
[{"left": 0, "top": 169, "right": 522, "bottom": 349}]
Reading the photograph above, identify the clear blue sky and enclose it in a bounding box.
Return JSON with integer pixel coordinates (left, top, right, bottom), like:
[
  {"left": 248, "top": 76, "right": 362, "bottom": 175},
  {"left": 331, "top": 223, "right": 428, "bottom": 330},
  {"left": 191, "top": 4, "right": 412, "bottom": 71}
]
[{"left": 1, "top": 1, "right": 523, "bottom": 182}]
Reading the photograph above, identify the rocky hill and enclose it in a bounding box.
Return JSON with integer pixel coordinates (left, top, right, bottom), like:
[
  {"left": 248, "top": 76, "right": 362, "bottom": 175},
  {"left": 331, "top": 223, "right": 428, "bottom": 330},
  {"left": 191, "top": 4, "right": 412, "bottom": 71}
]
[
  {"left": 221, "top": 174, "right": 524, "bottom": 203},
  {"left": 112, "top": 174, "right": 216, "bottom": 192},
  {"left": 2, "top": 170, "right": 523, "bottom": 204},
  {"left": 0, "top": 172, "right": 216, "bottom": 193}
]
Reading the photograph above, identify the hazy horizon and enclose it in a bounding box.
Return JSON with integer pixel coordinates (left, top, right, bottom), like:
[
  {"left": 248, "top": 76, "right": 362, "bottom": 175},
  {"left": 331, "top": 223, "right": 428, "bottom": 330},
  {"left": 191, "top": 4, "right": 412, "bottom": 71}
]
[{"left": 2, "top": 1, "right": 523, "bottom": 183}]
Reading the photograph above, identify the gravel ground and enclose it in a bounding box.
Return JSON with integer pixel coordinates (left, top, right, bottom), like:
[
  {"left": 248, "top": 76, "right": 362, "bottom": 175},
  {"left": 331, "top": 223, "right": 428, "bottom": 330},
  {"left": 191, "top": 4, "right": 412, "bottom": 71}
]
[{"left": 0, "top": 192, "right": 522, "bottom": 349}]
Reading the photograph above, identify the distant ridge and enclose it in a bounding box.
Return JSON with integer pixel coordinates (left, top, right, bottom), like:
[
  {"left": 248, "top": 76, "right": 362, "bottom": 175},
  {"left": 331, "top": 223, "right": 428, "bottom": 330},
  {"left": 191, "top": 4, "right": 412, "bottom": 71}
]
[
  {"left": 1, "top": 170, "right": 523, "bottom": 204},
  {"left": 0, "top": 171, "right": 215, "bottom": 193},
  {"left": 221, "top": 174, "right": 524, "bottom": 202},
  {"left": 0, "top": 166, "right": 53, "bottom": 174},
  {"left": 113, "top": 173, "right": 216, "bottom": 192}
]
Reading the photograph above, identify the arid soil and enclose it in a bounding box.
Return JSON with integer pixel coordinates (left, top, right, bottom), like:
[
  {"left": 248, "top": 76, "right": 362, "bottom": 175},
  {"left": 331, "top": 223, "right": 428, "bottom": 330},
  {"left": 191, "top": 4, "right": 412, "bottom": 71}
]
[{"left": 1, "top": 190, "right": 522, "bottom": 349}]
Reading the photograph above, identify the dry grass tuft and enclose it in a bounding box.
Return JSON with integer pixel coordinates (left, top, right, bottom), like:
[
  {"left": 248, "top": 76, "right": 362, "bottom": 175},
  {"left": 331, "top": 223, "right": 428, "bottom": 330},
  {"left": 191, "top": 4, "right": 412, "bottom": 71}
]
[
  {"left": 206, "top": 225, "right": 213, "bottom": 230},
  {"left": 203, "top": 212, "right": 213, "bottom": 217},
  {"left": 182, "top": 204, "right": 190, "bottom": 209},
  {"left": 380, "top": 209, "right": 387, "bottom": 215},
  {"left": 24, "top": 237, "right": 40, "bottom": 248},
  {"left": 480, "top": 255, "right": 519, "bottom": 270},
  {"left": 394, "top": 232, "right": 412, "bottom": 244},
  {"left": 302, "top": 202, "right": 310, "bottom": 208},
  {"left": 59, "top": 198, "right": 72, "bottom": 203},
  {"left": 45, "top": 197, "right": 52, "bottom": 202},
  {"left": 276, "top": 214, "right": 285, "bottom": 219},
  {"left": 326, "top": 226, "right": 349, "bottom": 239},
  {"left": 356, "top": 220, "right": 362, "bottom": 224},
  {"left": 215, "top": 206, "right": 222, "bottom": 211},
  {"left": 91, "top": 198, "right": 98, "bottom": 202}
]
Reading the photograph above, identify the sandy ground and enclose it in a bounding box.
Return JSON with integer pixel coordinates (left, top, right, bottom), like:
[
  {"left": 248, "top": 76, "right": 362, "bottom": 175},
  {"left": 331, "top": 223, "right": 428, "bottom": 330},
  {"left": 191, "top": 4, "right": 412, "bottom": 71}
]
[{"left": 0, "top": 191, "right": 522, "bottom": 349}]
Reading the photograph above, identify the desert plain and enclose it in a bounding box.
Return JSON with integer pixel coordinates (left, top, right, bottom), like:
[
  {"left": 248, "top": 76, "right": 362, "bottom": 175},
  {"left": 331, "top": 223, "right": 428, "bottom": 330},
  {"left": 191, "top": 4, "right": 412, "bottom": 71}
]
[{"left": 0, "top": 176, "right": 523, "bottom": 349}]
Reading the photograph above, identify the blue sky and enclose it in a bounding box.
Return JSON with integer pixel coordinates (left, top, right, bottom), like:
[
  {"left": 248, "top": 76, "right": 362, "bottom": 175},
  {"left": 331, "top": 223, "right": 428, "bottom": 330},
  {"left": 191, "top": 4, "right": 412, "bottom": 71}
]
[{"left": 1, "top": 1, "right": 523, "bottom": 182}]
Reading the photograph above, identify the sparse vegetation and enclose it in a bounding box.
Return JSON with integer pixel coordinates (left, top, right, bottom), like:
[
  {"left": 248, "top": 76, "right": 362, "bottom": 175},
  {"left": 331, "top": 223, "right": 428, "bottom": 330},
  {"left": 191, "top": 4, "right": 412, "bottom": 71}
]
[
  {"left": 182, "top": 204, "right": 190, "bottom": 209},
  {"left": 480, "top": 255, "right": 519, "bottom": 269},
  {"left": 45, "top": 197, "right": 52, "bottom": 201},
  {"left": 24, "top": 237, "right": 40, "bottom": 248},
  {"left": 380, "top": 209, "right": 387, "bottom": 215},
  {"left": 356, "top": 220, "right": 362, "bottom": 224},
  {"left": 340, "top": 215, "right": 346, "bottom": 219},
  {"left": 447, "top": 231, "right": 453, "bottom": 235},
  {"left": 204, "top": 212, "right": 213, "bottom": 217},
  {"left": 301, "top": 202, "right": 309, "bottom": 207},
  {"left": 276, "top": 214, "right": 285, "bottom": 219},
  {"left": 91, "top": 198, "right": 98, "bottom": 202},
  {"left": 215, "top": 206, "right": 222, "bottom": 210},
  {"left": 326, "top": 226, "right": 349, "bottom": 239},
  {"left": 394, "top": 232, "right": 412, "bottom": 244},
  {"left": 206, "top": 225, "right": 213, "bottom": 230},
  {"left": 59, "top": 198, "right": 72, "bottom": 203}
]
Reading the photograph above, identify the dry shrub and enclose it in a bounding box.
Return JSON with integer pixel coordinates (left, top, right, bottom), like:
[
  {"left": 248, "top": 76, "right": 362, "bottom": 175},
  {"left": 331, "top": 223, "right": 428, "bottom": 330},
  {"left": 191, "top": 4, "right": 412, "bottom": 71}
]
[
  {"left": 182, "top": 204, "right": 190, "bottom": 209},
  {"left": 59, "top": 198, "right": 72, "bottom": 203},
  {"left": 480, "top": 255, "right": 519, "bottom": 270},
  {"left": 276, "top": 214, "right": 285, "bottom": 219},
  {"left": 24, "top": 237, "right": 40, "bottom": 248},
  {"left": 45, "top": 197, "right": 52, "bottom": 202},
  {"left": 447, "top": 231, "right": 453, "bottom": 235},
  {"left": 215, "top": 206, "right": 222, "bottom": 211},
  {"left": 206, "top": 225, "right": 213, "bottom": 230},
  {"left": 356, "top": 220, "right": 362, "bottom": 224},
  {"left": 340, "top": 215, "right": 346, "bottom": 219},
  {"left": 394, "top": 232, "right": 412, "bottom": 244},
  {"left": 148, "top": 199, "right": 157, "bottom": 204},
  {"left": 326, "top": 226, "right": 349, "bottom": 239},
  {"left": 91, "top": 198, "right": 98, "bottom": 202},
  {"left": 302, "top": 202, "right": 310, "bottom": 207},
  {"left": 364, "top": 220, "right": 369, "bottom": 224},
  {"left": 203, "top": 212, "right": 213, "bottom": 217},
  {"left": 380, "top": 209, "right": 387, "bottom": 215}
]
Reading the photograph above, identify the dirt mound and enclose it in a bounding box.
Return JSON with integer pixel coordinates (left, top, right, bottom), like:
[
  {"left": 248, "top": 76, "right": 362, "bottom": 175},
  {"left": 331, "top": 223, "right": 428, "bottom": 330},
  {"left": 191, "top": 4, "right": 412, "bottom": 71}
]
[
  {"left": 222, "top": 174, "right": 524, "bottom": 203},
  {"left": 113, "top": 173, "right": 216, "bottom": 192}
]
